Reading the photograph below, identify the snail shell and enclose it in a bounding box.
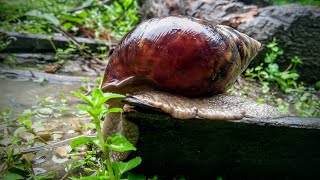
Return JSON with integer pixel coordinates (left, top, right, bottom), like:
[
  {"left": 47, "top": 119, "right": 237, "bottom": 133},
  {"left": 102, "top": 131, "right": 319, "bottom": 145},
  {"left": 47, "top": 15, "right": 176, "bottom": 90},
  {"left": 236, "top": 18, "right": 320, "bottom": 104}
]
[{"left": 101, "top": 16, "right": 261, "bottom": 97}]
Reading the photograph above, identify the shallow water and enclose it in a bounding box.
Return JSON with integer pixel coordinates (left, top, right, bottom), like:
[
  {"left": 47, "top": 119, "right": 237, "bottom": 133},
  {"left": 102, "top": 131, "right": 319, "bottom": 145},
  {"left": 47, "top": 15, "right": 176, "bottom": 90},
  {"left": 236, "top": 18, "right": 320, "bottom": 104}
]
[
  {"left": 0, "top": 79, "right": 94, "bottom": 177},
  {"left": 0, "top": 79, "right": 80, "bottom": 112}
]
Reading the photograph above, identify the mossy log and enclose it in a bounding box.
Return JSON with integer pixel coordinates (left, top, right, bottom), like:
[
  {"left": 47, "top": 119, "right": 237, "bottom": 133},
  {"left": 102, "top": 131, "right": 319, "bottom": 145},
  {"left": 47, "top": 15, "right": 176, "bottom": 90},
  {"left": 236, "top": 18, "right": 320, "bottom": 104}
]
[
  {"left": 123, "top": 98, "right": 320, "bottom": 179},
  {"left": 0, "top": 31, "right": 116, "bottom": 53}
]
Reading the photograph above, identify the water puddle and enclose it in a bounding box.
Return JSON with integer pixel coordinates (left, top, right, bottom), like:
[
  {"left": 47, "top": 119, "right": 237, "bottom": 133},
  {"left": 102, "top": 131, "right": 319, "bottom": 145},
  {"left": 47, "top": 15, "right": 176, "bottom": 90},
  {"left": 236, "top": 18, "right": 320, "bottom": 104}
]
[
  {"left": 0, "top": 79, "right": 79, "bottom": 112},
  {"left": 0, "top": 79, "right": 96, "bottom": 178}
]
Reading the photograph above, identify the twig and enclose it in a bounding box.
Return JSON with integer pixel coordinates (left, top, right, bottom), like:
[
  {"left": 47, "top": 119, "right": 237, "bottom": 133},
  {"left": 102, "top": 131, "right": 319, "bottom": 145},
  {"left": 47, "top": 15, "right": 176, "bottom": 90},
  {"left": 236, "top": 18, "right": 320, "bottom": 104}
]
[
  {"left": 50, "top": 25, "right": 106, "bottom": 75},
  {"left": 50, "top": 25, "right": 92, "bottom": 57},
  {"left": 21, "top": 135, "right": 96, "bottom": 154},
  {"left": 65, "top": 152, "right": 87, "bottom": 158}
]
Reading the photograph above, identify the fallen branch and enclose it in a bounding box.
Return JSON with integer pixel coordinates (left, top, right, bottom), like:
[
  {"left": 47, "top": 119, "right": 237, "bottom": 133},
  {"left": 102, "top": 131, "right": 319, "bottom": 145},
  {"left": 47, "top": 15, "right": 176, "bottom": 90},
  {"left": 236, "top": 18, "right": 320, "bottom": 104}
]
[
  {"left": 0, "top": 68, "right": 95, "bottom": 85},
  {"left": 1, "top": 31, "right": 117, "bottom": 53}
]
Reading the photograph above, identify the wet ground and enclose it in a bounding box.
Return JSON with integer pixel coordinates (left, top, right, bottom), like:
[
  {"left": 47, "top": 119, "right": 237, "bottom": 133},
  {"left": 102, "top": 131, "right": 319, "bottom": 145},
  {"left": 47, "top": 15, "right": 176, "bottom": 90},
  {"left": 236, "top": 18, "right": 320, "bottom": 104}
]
[
  {"left": 0, "top": 79, "right": 96, "bottom": 178},
  {"left": 0, "top": 79, "right": 78, "bottom": 112}
]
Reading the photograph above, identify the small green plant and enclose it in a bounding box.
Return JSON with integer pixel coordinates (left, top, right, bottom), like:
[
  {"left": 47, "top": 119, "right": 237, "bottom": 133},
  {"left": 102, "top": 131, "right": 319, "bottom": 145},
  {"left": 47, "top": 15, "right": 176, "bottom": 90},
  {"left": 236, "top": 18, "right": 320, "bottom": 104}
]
[
  {"left": 79, "top": 76, "right": 103, "bottom": 94},
  {"left": 244, "top": 39, "right": 319, "bottom": 117},
  {"left": 0, "top": 109, "right": 56, "bottom": 180},
  {"left": 70, "top": 88, "right": 141, "bottom": 179},
  {"left": 0, "top": 33, "right": 14, "bottom": 51},
  {"left": 265, "top": 0, "right": 320, "bottom": 6},
  {"left": 245, "top": 38, "right": 303, "bottom": 93},
  {"left": 0, "top": 0, "right": 140, "bottom": 41},
  {"left": 0, "top": 141, "right": 56, "bottom": 180}
]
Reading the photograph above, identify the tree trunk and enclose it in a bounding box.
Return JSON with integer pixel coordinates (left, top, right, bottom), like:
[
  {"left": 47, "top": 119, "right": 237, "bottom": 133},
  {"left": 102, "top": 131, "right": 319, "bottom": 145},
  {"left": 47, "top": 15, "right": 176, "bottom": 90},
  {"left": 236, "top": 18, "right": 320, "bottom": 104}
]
[{"left": 123, "top": 99, "right": 320, "bottom": 179}]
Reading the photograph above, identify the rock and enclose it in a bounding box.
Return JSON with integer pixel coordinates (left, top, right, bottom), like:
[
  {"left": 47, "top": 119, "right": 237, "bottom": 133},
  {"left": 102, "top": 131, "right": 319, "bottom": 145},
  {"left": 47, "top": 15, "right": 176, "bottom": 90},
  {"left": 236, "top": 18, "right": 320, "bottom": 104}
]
[
  {"left": 33, "top": 168, "right": 47, "bottom": 176},
  {"left": 0, "top": 137, "right": 12, "bottom": 146},
  {"left": 55, "top": 146, "right": 70, "bottom": 158},
  {"left": 51, "top": 155, "right": 68, "bottom": 164},
  {"left": 37, "top": 108, "right": 53, "bottom": 117},
  {"left": 60, "top": 60, "right": 84, "bottom": 74},
  {"left": 238, "top": 4, "right": 320, "bottom": 84},
  {"left": 138, "top": 0, "right": 320, "bottom": 84},
  {"left": 37, "top": 132, "right": 52, "bottom": 142},
  {"left": 22, "top": 153, "right": 36, "bottom": 162},
  {"left": 34, "top": 156, "right": 46, "bottom": 164},
  {"left": 139, "top": 0, "right": 259, "bottom": 27},
  {"left": 52, "top": 134, "right": 63, "bottom": 141},
  {"left": 69, "top": 118, "right": 82, "bottom": 132},
  {"left": 19, "top": 131, "right": 35, "bottom": 142},
  {"left": 75, "top": 145, "right": 89, "bottom": 152}
]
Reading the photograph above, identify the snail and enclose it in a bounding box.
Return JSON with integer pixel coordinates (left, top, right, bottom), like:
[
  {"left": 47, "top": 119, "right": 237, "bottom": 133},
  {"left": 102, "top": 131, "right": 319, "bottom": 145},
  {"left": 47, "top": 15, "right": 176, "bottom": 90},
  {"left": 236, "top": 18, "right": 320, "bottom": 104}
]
[
  {"left": 100, "top": 16, "right": 284, "bottom": 161},
  {"left": 102, "top": 16, "right": 261, "bottom": 97}
]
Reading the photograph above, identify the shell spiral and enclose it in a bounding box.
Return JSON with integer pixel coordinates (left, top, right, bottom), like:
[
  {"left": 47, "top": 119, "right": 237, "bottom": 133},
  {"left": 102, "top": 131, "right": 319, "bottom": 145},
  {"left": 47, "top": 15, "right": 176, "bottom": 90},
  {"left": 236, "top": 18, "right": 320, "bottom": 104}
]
[{"left": 101, "top": 16, "right": 261, "bottom": 97}]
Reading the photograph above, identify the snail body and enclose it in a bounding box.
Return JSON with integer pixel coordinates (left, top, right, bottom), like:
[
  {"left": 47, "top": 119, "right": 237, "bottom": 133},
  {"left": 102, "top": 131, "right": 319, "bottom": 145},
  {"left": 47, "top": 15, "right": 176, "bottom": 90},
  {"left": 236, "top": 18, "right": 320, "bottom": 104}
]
[
  {"left": 101, "top": 16, "right": 261, "bottom": 97},
  {"left": 100, "top": 17, "right": 286, "bottom": 162}
]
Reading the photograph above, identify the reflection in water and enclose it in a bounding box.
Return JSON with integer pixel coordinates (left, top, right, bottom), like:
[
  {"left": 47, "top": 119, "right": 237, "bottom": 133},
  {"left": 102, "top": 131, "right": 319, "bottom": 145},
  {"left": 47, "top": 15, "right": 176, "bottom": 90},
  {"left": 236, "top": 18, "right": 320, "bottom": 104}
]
[
  {"left": 0, "top": 79, "right": 94, "bottom": 178},
  {"left": 0, "top": 79, "right": 80, "bottom": 112}
]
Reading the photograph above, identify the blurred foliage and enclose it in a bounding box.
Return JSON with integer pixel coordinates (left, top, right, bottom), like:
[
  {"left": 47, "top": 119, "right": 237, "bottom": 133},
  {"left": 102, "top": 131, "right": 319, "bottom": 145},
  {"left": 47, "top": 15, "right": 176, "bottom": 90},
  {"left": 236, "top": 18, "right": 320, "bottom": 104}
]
[
  {"left": 0, "top": 0, "right": 140, "bottom": 40},
  {"left": 266, "top": 0, "right": 320, "bottom": 6}
]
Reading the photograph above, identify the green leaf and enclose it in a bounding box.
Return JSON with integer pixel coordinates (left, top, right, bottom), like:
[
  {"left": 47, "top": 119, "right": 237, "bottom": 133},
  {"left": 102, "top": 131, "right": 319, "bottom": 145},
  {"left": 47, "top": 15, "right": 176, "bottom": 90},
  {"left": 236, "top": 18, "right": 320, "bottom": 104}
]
[
  {"left": 112, "top": 157, "right": 142, "bottom": 178},
  {"left": 216, "top": 176, "right": 223, "bottom": 180},
  {"left": 13, "top": 164, "right": 26, "bottom": 171},
  {"left": 74, "top": 10, "right": 88, "bottom": 19},
  {"left": 71, "top": 91, "right": 94, "bottom": 107},
  {"left": 60, "top": 13, "right": 84, "bottom": 24},
  {"left": 70, "top": 136, "right": 98, "bottom": 148},
  {"left": 277, "top": 79, "right": 287, "bottom": 90},
  {"left": 257, "top": 98, "right": 265, "bottom": 104},
  {"left": 106, "top": 134, "right": 136, "bottom": 152},
  {"left": 280, "top": 72, "right": 289, "bottom": 80},
  {"left": 3, "top": 173, "right": 24, "bottom": 180},
  {"left": 96, "top": 93, "right": 125, "bottom": 108},
  {"left": 68, "top": 160, "right": 87, "bottom": 171},
  {"left": 78, "top": 177, "right": 106, "bottom": 180},
  {"left": 92, "top": 88, "right": 104, "bottom": 105},
  {"left": 254, "top": 66, "right": 262, "bottom": 71},
  {"left": 288, "top": 73, "right": 299, "bottom": 80},
  {"left": 291, "top": 56, "right": 303, "bottom": 64},
  {"left": 94, "top": 76, "right": 103, "bottom": 85},
  {"left": 301, "top": 92, "right": 311, "bottom": 101},
  {"left": 267, "top": 63, "right": 279, "bottom": 72},
  {"left": 61, "top": 22, "right": 74, "bottom": 31},
  {"left": 259, "top": 71, "right": 269, "bottom": 79},
  {"left": 101, "top": 108, "right": 122, "bottom": 115},
  {"left": 83, "top": 122, "right": 96, "bottom": 130},
  {"left": 25, "top": 10, "right": 60, "bottom": 26},
  {"left": 30, "top": 173, "right": 56, "bottom": 180},
  {"left": 88, "top": 109, "right": 103, "bottom": 118},
  {"left": 76, "top": 104, "right": 91, "bottom": 112},
  {"left": 127, "top": 172, "right": 146, "bottom": 180}
]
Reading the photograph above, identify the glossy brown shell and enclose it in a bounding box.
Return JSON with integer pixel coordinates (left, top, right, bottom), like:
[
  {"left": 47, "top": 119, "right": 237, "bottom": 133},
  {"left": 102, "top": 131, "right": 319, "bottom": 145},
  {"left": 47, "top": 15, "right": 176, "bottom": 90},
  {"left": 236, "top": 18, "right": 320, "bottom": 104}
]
[{"left": 101, "top": 16, "right": 261, "bottom": 97}]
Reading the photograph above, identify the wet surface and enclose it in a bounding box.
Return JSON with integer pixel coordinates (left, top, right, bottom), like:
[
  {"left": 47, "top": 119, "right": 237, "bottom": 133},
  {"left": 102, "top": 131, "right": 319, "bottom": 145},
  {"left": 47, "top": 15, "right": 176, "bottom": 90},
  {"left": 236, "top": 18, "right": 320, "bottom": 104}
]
[
  {"left": 0, "top": 79, "right": 94, "bottom": 178},
  {"left": 0, "top": 79, "right": 79, "bottom": 112}
]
